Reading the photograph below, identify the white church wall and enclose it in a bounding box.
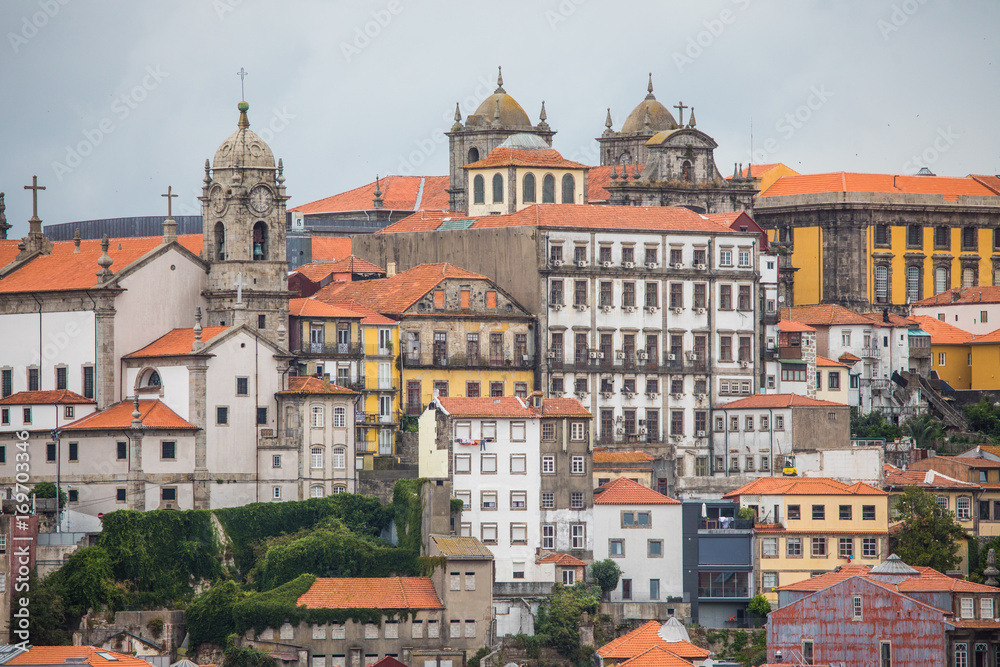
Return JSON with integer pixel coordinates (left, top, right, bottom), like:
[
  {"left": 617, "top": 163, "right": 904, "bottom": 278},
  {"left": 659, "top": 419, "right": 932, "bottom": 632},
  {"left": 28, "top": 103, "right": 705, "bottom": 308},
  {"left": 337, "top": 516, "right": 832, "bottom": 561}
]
[{"left": 0, "top": 310, "right": 95, "bottom": 395}]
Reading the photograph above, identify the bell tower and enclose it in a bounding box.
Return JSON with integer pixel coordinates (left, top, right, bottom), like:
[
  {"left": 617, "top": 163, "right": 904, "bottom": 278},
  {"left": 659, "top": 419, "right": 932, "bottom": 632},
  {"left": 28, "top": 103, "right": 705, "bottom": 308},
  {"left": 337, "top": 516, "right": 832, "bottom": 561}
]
[{"left": 201, "top": 101, "right": 290, "bottom": 345}]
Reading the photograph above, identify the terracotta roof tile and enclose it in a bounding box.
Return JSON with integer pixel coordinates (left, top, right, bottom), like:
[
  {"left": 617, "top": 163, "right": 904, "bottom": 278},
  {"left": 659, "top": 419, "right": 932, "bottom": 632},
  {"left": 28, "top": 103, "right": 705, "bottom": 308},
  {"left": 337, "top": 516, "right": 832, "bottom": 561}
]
[
  {"left": 971, "top": 174, "right": 1000, "bottom": 195},
  {"left": 320, "top": 299, "right": 397, "bottom": 325},
  {"left": 8, "top": 646, "right": 153, "bottom": 667},
  {"left": 290, "top": 176, "right": 451, "bottom": 214},
  {"left": 715, "top": 393, "right": 848, "bottom": 409},
  {"left": 464, "top": 147, "right": 589, "bottom": 170},
  {"left": 429, "top": 535, "right": 494, "bottom": 558},
  {"left": 594, "top": 477, "right": 679, "bottom": 505},
  {"left": 540, "top": 398, "right": 592, "bottom": 418},
  {"left": 885, "top": 467, "right": 980, "bottom": 490},
  {"left": 728, "top": 163, "right": 783, "bottom": 179},
  {"left": 310, "top": 236, "right": 352, "bottom": 261},
  {"left": 381, "top": 204, "right": 735, "bottom": 235},
  {"left": 778, "top": 320, "right": 816, "bottom": 332},
  {"left": 288, "top": 298, "right": 365, "bottom": 319},
  {"left": 369, "top": 658, "right": 408, "bottom": 667},
  {"left": 434, "top": 395, "right": 590, "bottom": 419},
  {"left": 615, "top": 646, "right": 692, "bottom": 667},
  {"left": 944, "top": 456, "right": 1000, "bottom": 469},
  {"left": 969, "top": 326, "right": 1000, "bottom": 344},
  {"left": 587, "top": 164, "right": 645, "bottom": 203},
  {"left": 912, "top": 286, "right": 1000, "bottom": 307},
  {"left": 598, "top": 620, "right": 709, "bottom": 660},
  {"left": 373, "top": 210, "right": 457, "bottom": 234},
  {"left": 592, "top": 448, "right": 656, "bottom": 464},
  {"left": 782, "top": 305, "right": 915, "bottom": 328},
  {"left": 313, "top": 262, "right": 488, "bottom": 315},
  {"left": 724, "top": 477, "right": 886, "bottom": 498},
  {"left": 124, "top": 327, "right": 228, "bottom": 358},
  {"left": 762, "top": 172, "right": 997, "bottom": 198},
  {"left": 297, "top": 577, "right": 443, "bottom": 610},
  {"left": 909, "top": 315, "right": 975, "bottom": 345},
  {"left": 816, "top": 355, "right": 849, "bottom": 368},
  {"left": 62, "top": 399, "right": 196, "bottom": 431},
  {"left": 0, "top": 389, "right": 94, "bottom": 405},
  {"left": 536, "top": 553, "right": 587, "bottom": 566},
  {"left": 0, "top": 239, "right": 22, "bottom": 267},
  {"left": 278, "top": 376, "right": 355, "bottom": 395}
]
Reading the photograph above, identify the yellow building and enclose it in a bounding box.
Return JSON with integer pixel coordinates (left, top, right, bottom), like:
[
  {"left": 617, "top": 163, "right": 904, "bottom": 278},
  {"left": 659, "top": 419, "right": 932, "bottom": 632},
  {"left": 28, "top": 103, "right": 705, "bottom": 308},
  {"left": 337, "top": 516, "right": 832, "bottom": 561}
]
[
  {"left": 724, "top": 477, "right": 889, "bottom": 607},
  {"left": 314, "top": 262, "right": 535, "bottom": 417},
  {"left": 910, "top": 314, "right": 974, "bottom": 389},
  {"left": 815, "top": 355, "right": 850, "bottom": 404},
  {"left": 971, "top": 329, "right": 1000, "bottom": 390},
  {"left": 592, "top": 448, "right": 657, "bottom": 490},
  {"left": 754, "top": 172, "right": 1000, "bottom": 310},
  {"left": 908, "top": 453, "right": 1000, "bottom": 542},
  {"left": 464, "top": 133, "right": 588, "bottom": 215}
]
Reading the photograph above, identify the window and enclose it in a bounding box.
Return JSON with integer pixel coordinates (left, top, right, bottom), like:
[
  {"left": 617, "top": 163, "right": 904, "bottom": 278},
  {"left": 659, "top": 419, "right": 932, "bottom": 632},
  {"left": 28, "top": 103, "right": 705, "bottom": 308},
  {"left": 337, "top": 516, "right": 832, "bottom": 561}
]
[
  {"left": 570, "top": 421, "right": 586, "bottom": 440},
  {"left": 955, "top": 643, "right": 968, "bottom": 667},
  {"left": 776, "top": 415, "right": 785, "bottom": 430},
  {"left": 669, "top": 282, "right": 682, "bottom": 308},
  {"left": 763, "top": 537, "right": 778, "bottom": 558},
  {"left": 331, "top": 406, "right": 346, "bottom": 428},
  {"left": 787, "top": 537, "right": 802, "bottom": 557},
  {"left": 907, "top": 224, "right": 922, "bottom": 248},
  {"left": 542, "top": 524, "right": 555, "bottom": 549},
  {"left": 875, "top": 224, "right": 889, "bottom": 245},
  {"left": 522, "top": 172, "right": 536, "bottom": 203},
  {"left": 311, "top": 448, "right": 324, "bottom": 469},
  {"left": 788, "top": 504, "right": 801, "bottom": 520},
  {"left": 720, "top": 284, "right": 732, "bottom": 309},
  {"left": 862, "top": 505, "right": 876, "bottom": 520},
  {"left": 839, "top": 538, "right": 854, "bottom": 559},
  {"left": 622, "top": 282, "right": 635, "bottom": 307},
  {"left": 610, "top": 539, "right": 624, "bottom": 557},
  {"left": 839, "top": 505, "right": 852, "bottom": 520},
  {"left": 512, "top": 562, "right": 525, "bottom": 579},
  {"left": 738, "top": 285, "right": 751, "bottom": 310},
  {"left": 851, "top": 595, "right": 863, "bottom": 620},
  {"left": 541, "top": 492, "right": 554, "bottom": 509},
  {"left": 574, "top": 280, "right": 587, "bottom": 305},
  {"left": 481, "top": 454, "right": 497, "bottom": 474},
  {"left": 481, "top": 491, "right": 497, "bottom": 510},
  {"left": 116, "top": 488, "right": 126, "bottom": 502},
  {"left": 510, "top": 523, "right": 527, "bottom": 544},
  {"left": 491, "top": 173, "right": 503, "bottom": 203},
  {"left": 454, "top": 453, "right": 471, "bottom": 474},
  {"left": 981, "top": 597, "right": 993, "bottom": 620},
  {"left": 427, "top": 620, "right": 440, "bottom": 639},
  {"left": 255, "top": 406, "right": 268, "bottom": 426},
  {"left": 542, "top": 455, "right": 555, "bottom": 473},
  {"left": 562, "top": 570, "right": 576, "bottom": 585},
  {"left": 117, "top": 441, "right": 127, "bottom": 460},
  {"left": 1, "top": 369, "right": 10, "bottom": 397},
  {"left": 68, "top": 441, "right": 78, "bottom": 462},
  {"left": 550, "top": 279, "right": 564, "bottom": 305},
  {"left": 465, "top": 381, "right": 480, "bottom": 397},
  {"left": 621, "top": 578, "right": 632, "bottom": 600},
  {"left": 511, "top": 490, "right": 527, "bottom": 510},
  {"left": 939, "top": 352, "right": 947, "bottom": 366},
  {"left": 473, "top": 174, "right": 484, "bottom": 204},
  {"left": 82, "top": 366, "right": 94, "bottom": 398},
  {"left": 720, "top": 249, "right": 733, "bottom": 266},
  {"left": 542, "top": 173, "right": 556, "bottom": 203},
  {"left": 811, "top": 537, "right": 827, "bottom": 557},
  {"left": 762, "top": 572, "right": 778, "bottom": 590},
  {"left": 935, "top": 225, "right": 951, "bottom": 249},
  {"left": 161, "top": 441, "right": 176, "bottom": 460},
  {"left": 863, "top": 537, "right": 878, "bottom": 558},
  {"left": 27, "top": 367, "right": 39, "bottom": 391},
  {"left": 561, "top": 173, "right": 575, "bottom": 203},
  {"left": 963, "top": 226, "right": 978, "bottom": 250},
  {"left": 958, "top": 496, "right": 972, "bottom": 520},
  {"left": 738, "top": 250, "right": 751, "bottom": 268},
  {"left": 961, "top": 597, "right": 975, "bottom": 619},
  {"left": 875, "top": 265, "right": 888, "bottom": 303},
  {"left": 571, "top": 455, "right": 585, "bottom": 474},
  {"left": 55, "top": 366, "right": 67, "bottom": 390},
  {"left": 812, "top": 504, "right": 825, "bottom": 520},
  {"left": 162, "top": 487, "right": 176, "bottom": 502},
  {"left": 481, "top": 523, "right": 498, "bottom": 544},
  {"left": 720, "top": 336, "right": 732, "bottom": 362},
  {"left": 510, "top": 453, "right": 526, "bottom": 474},
  {"left": 650, "top": 579, "right": 660, "bottom": 600},
  {"left": 490, "top": 381, "right": 503, "bottom": 397},
  {"left": 571, "top": 491, "right": 584, "bottom": 509},
  {"left": 646, "top": 282, "right": 659, "bottom": 308},
  {"left": 935, "top": 266, "right": 949, "bottom": 294},
  {"left": 571, "top": 524, "right": 585, "bottom": 549},
  {"left": 514, "top": 382, "right": 528, "bottom": 399},
  {"left": 310, "top": 485, "right": 324, "bottom": 498}
]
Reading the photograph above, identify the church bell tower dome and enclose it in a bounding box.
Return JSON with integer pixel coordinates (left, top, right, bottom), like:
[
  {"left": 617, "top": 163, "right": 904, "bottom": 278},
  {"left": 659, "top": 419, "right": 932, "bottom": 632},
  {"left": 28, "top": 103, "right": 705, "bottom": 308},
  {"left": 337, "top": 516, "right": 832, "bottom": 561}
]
[
  {"left": 212, "top": 101, "right": 275, "bottom": 170},
  {"left": 620, "top": 74, "right": 678, "bottom": 133}
]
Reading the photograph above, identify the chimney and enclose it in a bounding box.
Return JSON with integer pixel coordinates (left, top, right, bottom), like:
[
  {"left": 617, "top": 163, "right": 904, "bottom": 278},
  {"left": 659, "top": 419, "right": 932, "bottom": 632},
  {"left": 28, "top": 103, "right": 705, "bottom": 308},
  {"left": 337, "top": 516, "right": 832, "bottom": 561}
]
[{"left": 386, "top": 262, "right": 397, "bottom": 277}]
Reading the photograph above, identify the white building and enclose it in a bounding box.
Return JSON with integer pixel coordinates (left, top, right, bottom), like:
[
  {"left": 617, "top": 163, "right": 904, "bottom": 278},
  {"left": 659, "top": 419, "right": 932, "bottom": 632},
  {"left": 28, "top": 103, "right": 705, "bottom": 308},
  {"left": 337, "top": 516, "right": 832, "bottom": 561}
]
[
  {"left": 418, "top": 394, "right": 593, "bottom": 583},
  {"left": 592, "top": 477, "right": 683, "bottom": 603},
  {"left": 911, "top": 286, "right": 1000, "bottom": 336}
]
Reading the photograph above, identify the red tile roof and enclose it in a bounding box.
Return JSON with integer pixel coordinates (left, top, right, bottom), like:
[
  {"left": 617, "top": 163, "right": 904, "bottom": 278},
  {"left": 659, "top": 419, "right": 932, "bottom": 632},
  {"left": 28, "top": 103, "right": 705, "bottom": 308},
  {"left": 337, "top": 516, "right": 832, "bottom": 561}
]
[
  {"left": 816, "top": 355, "right": 849, "bottom": 368},
  {"left": 464, "top": 147, "right": 589, "bottom": 170},
  {"left": 969, "top": 326, "right": 1000, "bottom": 345},
  {"left": 594, "top": 477, "right": 679, "bottom": 505},
  {"left": 912, "top": 286, "right": 1000, "bottom": 307},
  {"left": 724, "top": 477, "right": 886, "bottom": 498},
  {"left": 0, "top": 235, "right": 202, "bottom": 294},
  {"left": 0, "top": 389, "right": 94, "bottom": 405},
  {"left": 381, "top": 204, "right": 736, "bottom": 235},
  {"left": 124, "top": 326, "right": 228, "bottom": 358},
  {"left": 587, "top": 164, "right": 645, "bottom": 203},
  {"left": 297, "top": 577, "right": 444, "bottom": 610},
  {"left": 540, "top": 398, "right": 593, "bottom": 418},
  {"left": 761, "top": 172, "right": 997, "bottom": 198},
  {"left": 288, "top": 298, "right": 364, "bottom": 319},
  {"left": 290, "top": 176, "right": 451, "bottom": 214},
  {"left": 279, "top": 376, "right": 355, "bottom": 395},
  {"left": 885, "top": 467, "right": 980, "bottom": 490},
  {"left": 909, "top": 315, "right": 975, "bottom": 345},
  {"left": 598, "top": 621, "right": 709, "bottom": 660},
  {"left": 310, "top": 236, "right": 352, "bottom": 261},
  {"left": 971, "top": 174, "right": 1000, "bottom": 195},
  {"left": 593, "top": 448, "right": 656, "bottom": 464},
  {"left": 778, "top": 320, "right": 816, "bottom": 332},
  {"left": 369, "top": 658, "right": 408, "bottom": 667},
  {"left": 317, "top": 298, "right": 397, "bottom": 325},
  {"left": 727, "top": 163, "right": 784, "bottom": 179},
  {"left": 783, "top": 305, "right": 916, "bottom": 328},
  {"left": 0, "top": 239, "right": 22, "bottom": 267},
  {"left": 942, "top": 456, "right": 1000, "bottom": 469},
  {"left": 7, "top": 646, "right": 153, "bottom": 667},
  {"left": 62, "top": 399, "right": 196, "bottom": 431},
  {"left": 716, "top": 393, "right": 848, "bottom": 409},
  {"left": 536, "top": 553, "right": 587, "bottom": 567},
  {"left": 616, "top": 646, "right": 693, "bottom": 667},
  {"left": 313, "top": 262, "right": 489, "bottom": 315},
  {"left": 435, "top": 395, "right": 590, "bottom": 419}
]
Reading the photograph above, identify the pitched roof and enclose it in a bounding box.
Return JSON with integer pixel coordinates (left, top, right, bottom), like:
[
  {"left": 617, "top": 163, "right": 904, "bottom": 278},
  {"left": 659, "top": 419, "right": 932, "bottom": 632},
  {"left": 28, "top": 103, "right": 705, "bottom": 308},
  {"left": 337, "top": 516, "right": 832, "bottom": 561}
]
[
  {"left": 297, "top": 577, "right": 444, "bottom": 610},
  {"left": 381, "top": 204, "right": 739, "bottom": 235},
  {"left": 971, "top": 174, "right": 1000, "bottom": 195},
  {"left": 310, "top": 236, "right": 352, "bottom": 261},
  {"left": 778, "top": 560, "right": 996, "bottom": 595},
  {"left": 288, "top": 298, "right": 364, "bottom": 319},
  {"left": 783, "top": 305, "right": 916, "bottom": 328},
  {"left": 313, "top": 262, "right": 488, "bottom": 314},
  {"left": 0, "top": 234, "right": 202, "bottom": 294},
  {"left": 290, "top": 176, "right": 451, "bottom": 214},
  {"left": 434, "top": 395, "right": 590, "bottom": 419},
  {"left": 369, "top": 658, "right": 408, "bottom": 667},
  {"left": 715, "top": 393, "right": 848, "bottom": 409},
  {"left": 124, "top": 326, "right": 228, "bottom": 358},
  {"left": 464, "top": 147, "right": 589, "bottom": 170},
  {"left": 909, "top": 315, "right": 975, "bottom": 345},
  {"left": 536, "top": 553, "right": 587, "bottom": 566},
  {"left": 724, "top": 477, "right": 886, "bottom": 498},
  {"left": 0, "top": 389, "right": 94, "bottom": 405},
  {"left": 969, "top": 326, "right": 1000, "bottom": 345},
  {"left": 592, "top": 448, "right": 656, "bottom": 464},
  {"left": 278, "top": 376, "right": 355, "bottom": 395},
  {"left": 594, "top": 477, "right": 679, "bottom": 505},
  {"left": 62, "top": 399, "right": 196, "bottom": 431},
  {"left": 912, "top": 286, "right": 1000, "bottom": 307},
  {"left": 884, "top": 467, "right": 980, "bottom": 490},
  {"left": 761, "top": 172, "right": 998, "bottom": 198},
  {"left": 939, "top": 455, "right": 1000, "bottom": 469},
  {"left": 615, "top": 646, "right": 694, "bottom": 667},
  {"left": 540, "top": 398, "right": 593, "bottom": 418},
  {"left": 816, "top": 355, "right": 849, "bottom": 368},
  {"left": 778, "top": 320, "right": 816, "bottom": 332},
  {"left": 586, "top": 164, "right": 645, "bottom": 203},
  {"left": 429, "top": 535, "right": 494, "bottom": 559},
  {"left": 597, "top": 620, "right": 710, "bottom": 660},
  {"left": 7, "top": 646, "right": 152, "bottom": 667}
]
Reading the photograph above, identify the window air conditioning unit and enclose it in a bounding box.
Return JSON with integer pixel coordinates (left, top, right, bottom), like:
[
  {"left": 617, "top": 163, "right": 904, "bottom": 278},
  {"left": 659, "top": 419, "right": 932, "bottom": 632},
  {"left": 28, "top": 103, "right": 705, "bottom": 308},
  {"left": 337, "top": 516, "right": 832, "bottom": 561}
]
[
  {"left": 646, "top": 262, "right": 657, "bottom": 270},
  {"left": 602, "top": 305, "right": 613, "bottom": 313},
  {"left": 624, "top": 261, "right": 635, "bottom": 269},
  {"left": 697, "top": 430, "right": 707, "bottom": 438},
  {"left": 625, "top": 392, "right": 636, "bottom": 400},
  {"left": 646, "top": 392, "right": 659, "bottom": 399},
  {"left": 667, "top": 354, "right": 676, "bottom": 360},
  {"left": 546, "top": 351, "right": 556, "bottom": 358},
  {"left": 638, "top": 428, "right": 648, "bottom": 435},
  {"left": 671, "top": 393, "right": 683, "bottom": 400},
  {"left": 616, "top": 351, "right": 625, "bottom": 359},
  {"left": 553, "top": 259, "right": 565, "bottom": 268},
  {"left": 553, "top": 303, "right": 563, "bottom": 311},
  {"left": 589, "top": 352, "right": 599, "bottom": 359},
  {"left": 624, "top": 306, "right": 636, "bottom": 313},
  {"left": 576, "top": 391, "right": 588, "bottom": 399},
  {"left": 616, "top": 427, "right": 625, "bottom": 435},
  {"left": 637, "top": 351, "right": 648, "bottom": 360},
  {"left": 686, "top": 352, "right": 698, "bottom": 360},
  {"left": 741, "top": 361, "right": 750, "bottom": 368},
  {"left": 601, "top": 392, "right": 614, "bottom": 399},
  {"left": 597, "top": 352, "right": 605, "bottom": 359},
  {"left": 673, "top": 307, "right": 683, "bottom": 315},
  {"left": 697, "top": 308, "right": 707, "bottom": 315},
  {"left": 696, "top": 264, "right": 707, "bottom": 270},
  {"left": 576, "top": 304, "right": 588, "bottom": 311},
  {"left": 673, "top": 263, "right": 683, "bottom": 270},
  {"left": 602, "top": 261, "right": 613, "bottom": 269},
  {"left": 647, "top": 305, "right": 658, "bottom": 313},
  {"left": 576, "top": 260, "right": 588, "bottom": 268}
]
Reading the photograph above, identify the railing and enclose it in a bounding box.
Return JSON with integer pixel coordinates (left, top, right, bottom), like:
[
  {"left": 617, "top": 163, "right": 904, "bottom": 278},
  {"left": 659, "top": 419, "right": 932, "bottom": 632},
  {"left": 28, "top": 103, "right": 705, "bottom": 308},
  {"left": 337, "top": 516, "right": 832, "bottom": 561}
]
[
  {"left": 405, "top": 353, "right": 535, "bottom": 369},
  {"left": 762, "top": 311, "right": 780, "bottom": 325},
  {"left": 596, "top": 434, "right": 664, "bottom": 446},
  {"left": 299, "top": 342, "right": 363, "bottom": 356},
  {"left": 548, "top": 357, "right": 668, "bottom": 373},
  {"left": 357, "top": 411, "right": 399, "bottom": 425},
  {"left": 860, "top": 347, "right": 880, "bottom": 358},
  {"left": 699, "top": 518, "right": 754, "bottom": 530},
  {"left": 364, "top": 345, "right": 395, "bottom": 357},
  {"left": 345, "top": 378, "right": 399, "bottom": 392},
  {"left": 698, "top": 586, "right": 750, "bottom": 599}
]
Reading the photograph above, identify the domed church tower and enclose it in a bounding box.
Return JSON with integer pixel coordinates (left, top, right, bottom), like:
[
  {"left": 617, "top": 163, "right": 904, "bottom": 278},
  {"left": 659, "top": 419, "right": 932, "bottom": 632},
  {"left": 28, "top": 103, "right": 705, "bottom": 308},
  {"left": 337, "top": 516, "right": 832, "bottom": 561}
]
[
  {"left": 446, "top": 67, "right": 555, "bottom": 211},
  {"left": 201, "top": 101, "right": 290, "bottom": 343},
  {"left": 597, "top": 73, "right": 679, "bottom": 167}
]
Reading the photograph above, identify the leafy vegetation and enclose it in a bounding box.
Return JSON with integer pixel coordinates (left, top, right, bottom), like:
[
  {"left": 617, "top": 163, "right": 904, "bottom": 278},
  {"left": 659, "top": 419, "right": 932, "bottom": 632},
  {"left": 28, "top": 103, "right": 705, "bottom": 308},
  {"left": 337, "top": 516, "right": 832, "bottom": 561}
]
[
  {"left": 535, "top": 583, "right": 600, "bottom": 662},
  {"left": 32, "top": 481, "right": 68, "bottom": 507},
  {"left": 850, "top": 408, "right": 902, "bottom": 441},
  {"left": 889, "top": 486, "right": 967, "bottom": 572},
  {"left": 965, "top": 398, "right": 1000, "bottom": 442},
  {"left": 747, "top": 593, "right": 771, "bottom": 619},
  {"left": 589, "top": 559, "right": 621, "bottom": 600},
  {"left": 902, "top": 413, "right": 946, "bottom": 450},
  {"left": 223, "top": 635, "right": 277, "bottom": 667}
]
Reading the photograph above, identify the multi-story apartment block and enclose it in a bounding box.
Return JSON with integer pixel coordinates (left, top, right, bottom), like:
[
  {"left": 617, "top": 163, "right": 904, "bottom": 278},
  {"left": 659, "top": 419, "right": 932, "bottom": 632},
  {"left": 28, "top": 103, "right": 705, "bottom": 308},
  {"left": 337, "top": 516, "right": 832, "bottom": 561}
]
[
  {"left": 723, "top": 477, "right": 889, "bottom": 608},
  {"left": 417, "top": 394, "right": 592, "bottom": 583}
]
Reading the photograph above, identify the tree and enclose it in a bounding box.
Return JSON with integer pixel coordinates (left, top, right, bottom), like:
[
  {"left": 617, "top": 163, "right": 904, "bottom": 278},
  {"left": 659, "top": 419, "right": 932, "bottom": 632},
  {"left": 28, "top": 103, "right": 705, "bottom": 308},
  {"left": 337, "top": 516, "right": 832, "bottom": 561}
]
[
  {"left": 747, "top": 593, "right": 771, "bottom": 618},
  {"left": 965, "top": 398, "right": 1000, "bottom": 441},
  {"left": 535, "top": 582, "right": 600, "bottom": 662},
  {"left": 32, "top": 481, "right": 68, "bottom": 507},
  {"left": 902, "top": 413, "right": 946, "bottom": 450},
  {"left": 590, "top": 559, "right": 622, "bottom": 600},
  {"left": 889, "top": 486, "right": 966, "bottom": 572},
  {"left": 850, "top": 409, "right": 902, "bottom": 441}
]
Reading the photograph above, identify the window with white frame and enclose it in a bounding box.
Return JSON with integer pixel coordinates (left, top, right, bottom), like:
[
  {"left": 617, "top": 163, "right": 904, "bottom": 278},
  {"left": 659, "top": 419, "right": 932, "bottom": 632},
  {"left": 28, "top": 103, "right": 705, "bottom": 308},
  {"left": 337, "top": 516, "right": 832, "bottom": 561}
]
[
  {"left": 762, "top": 537, "right": 778, "bottom": 558},
  {"left": 481, "top": 454, "right": 497, "bottom": 474},
  {"left": 738, "top": 250, "right": 751, "bottom": 267},
  {"left": 455, "top": 453, "right": 471, "bottom": 473},
  {"left": 333, "top": 407, "right": 346, "bottom": 427},
  {"left": 542, "top": 455, "right": 555, "bottom": 473},
  {"left": 332, "top": 447, "right": 345, "bottom": 469},
  {"left": 541, "top": 492, "right": 554, "bottom": 509},
  {"left": 481, "top": 523, "right": 497, "bottom": 544},
  {"left": 481, "top": 491, "right": 497, "bottom": 510},
  {"left": 981, "top": 597, "right": 994, "bottom": 620},
  {"left": 511, "top": 421, "right": 526, "bottom": 441},
  {"left": 311, "top": 406, "right": 324, "bottom": 428},
  {"left": 542, "top": 524, "right": 555, "bottom": 549},
  {"left": 571, "top": 456, "right": 585, "bottom": 474},
  {"left": 511, "top": 490, "right": 527, "bottom": 510},
  {"left": 455, "top": 491, "right": 470, "bottom": 510},
  {"left": 762, "top": 572, "right": 777, "bottom": 590},
  {"left": 961, "top": 597, "right": 975, "bottom": 619},
  {"left": 958, "top": 496, "right": 972, "bottom": 520},
  {"left": 311, "top": 447, "right": 324, "bottom": 469},
  {"left": 310, "top": 485, "right": 324, "bottom": 499},
  {"left": 482, "top": 421, "right": 497, "bottom": 441},
  {"left": 720, "top": 249, "right": 733, "bottom": 266},
  {"left": 571, "top": 524, "right": 585, "bottom": 549},
  {"left": 510, "top": 523, "right": 527, "bottom": 544},
  {"left": 571, "top": 422, "right": 586, "bottom": 440},
  {"left": 273, "top": 486, "right": 281, "bottom": 499}
]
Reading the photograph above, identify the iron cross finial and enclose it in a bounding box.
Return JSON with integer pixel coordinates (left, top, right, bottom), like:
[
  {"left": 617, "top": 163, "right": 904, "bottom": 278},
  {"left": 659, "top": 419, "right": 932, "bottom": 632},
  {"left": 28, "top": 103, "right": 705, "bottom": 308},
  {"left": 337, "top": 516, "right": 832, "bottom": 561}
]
[
  {"left": 161, "top": 185, "right": 178, "bottom": 218},
  {"left": 237, "top": 67, "right": 249, "bottom": 100},
  {"left": 24, "top": 175, "right": 45, "bottom": 222},
  {"left": 673, "top": 100, "right": 688, "bottom": 126}
]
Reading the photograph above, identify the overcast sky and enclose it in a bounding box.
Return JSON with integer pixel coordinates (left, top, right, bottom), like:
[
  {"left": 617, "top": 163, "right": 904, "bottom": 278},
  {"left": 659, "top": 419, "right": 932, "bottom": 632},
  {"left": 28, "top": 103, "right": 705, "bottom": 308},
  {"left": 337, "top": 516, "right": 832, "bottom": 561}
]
[{"left": 1, "top": 0, "right": 997, "bottom": 238}]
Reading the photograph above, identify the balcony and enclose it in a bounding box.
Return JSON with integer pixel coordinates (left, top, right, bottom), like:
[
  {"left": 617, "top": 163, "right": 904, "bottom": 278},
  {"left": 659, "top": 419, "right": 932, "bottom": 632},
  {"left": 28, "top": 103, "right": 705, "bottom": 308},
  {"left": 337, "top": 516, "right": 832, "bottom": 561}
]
[
  {"left": 345, "top": 377, "right": 399, "bottom": 392},
  {"left": 596, "top": 434, "right": 664, "bottom": 447},
  {"left": 298, "top": 342, "right": 363, "bottom": 358},
  {"left": 404, "top": 352, "right": 535, "bottom": 370},
  {"left": 356, "top": 411, "right": 401, "bottom": 427},
  {"left": 762, "top": 311, "right": 780, "bottom": 325},
  {"left": 663, "top": 358, "right": 709, "bottom": 374},
  {"left": 699, "top": 518, "right": 754, "bottom": 531},
  {"left": 778, "top": 346, "right": 802, "bottom": 360},
  {"left": 259, "top": 427, "right": 301, "bottom": 449},
  {"left": 860, "top": 347, "right": 880, "bottom": 359},
  {"left": 548, "top": 354, "right": 665, "bottom": 374}
]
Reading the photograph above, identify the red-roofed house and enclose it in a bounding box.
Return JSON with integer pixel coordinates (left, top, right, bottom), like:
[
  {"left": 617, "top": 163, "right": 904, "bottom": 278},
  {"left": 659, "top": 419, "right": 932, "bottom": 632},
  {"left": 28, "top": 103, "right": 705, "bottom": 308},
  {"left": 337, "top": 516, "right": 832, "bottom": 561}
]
[
  {"left": 288, "top": 255, "right": 385, "bottom": 298},
  {"left": 592, "top": 447, "right": 657, "bottom": 489},
  {"left": 911, "top": 286, "right": 1000, "bottom": 336},
  {"left": 597, "top": 618, "right": 710, "bottom": 666},
  {"left": 593, "top": 478, "right": 683, "bottom": 605},
  {"left": 5, "top": 646, "right": 156, "bottom": 667}
]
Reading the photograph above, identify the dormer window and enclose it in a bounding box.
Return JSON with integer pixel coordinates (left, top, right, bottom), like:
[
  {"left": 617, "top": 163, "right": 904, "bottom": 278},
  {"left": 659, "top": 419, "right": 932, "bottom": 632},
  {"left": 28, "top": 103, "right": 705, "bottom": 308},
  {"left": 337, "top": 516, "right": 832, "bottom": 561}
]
[{"left": 137, "top": 368, "right": 162, "bottom": 393}]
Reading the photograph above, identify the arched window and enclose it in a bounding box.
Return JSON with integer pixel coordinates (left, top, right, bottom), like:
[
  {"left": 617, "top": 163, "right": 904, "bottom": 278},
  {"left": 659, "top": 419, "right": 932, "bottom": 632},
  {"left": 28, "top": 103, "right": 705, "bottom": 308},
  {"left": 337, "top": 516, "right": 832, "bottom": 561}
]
[
  {"left": 874, "top": 265, "right": 888, "bottom": 303},
  {"left": 311, "top": 447, "right": 324, "bottom": 469},
  {"left": 935, "top": 267, "right": 949, "bottom": 294},
  {"left": 310, "top": 485, "right": 324, "bottom": 499},
  {"left": 311, "top": 405, "right": 324, "bottom": 428},
  {"left": 906, "top": 266, "right": 920, "bottom": 302},
  {"left": 467, "top": 147, "right": 479, "bottom": 164},
  {"left": 492, "top": 174, "right": 504, "bottom": 204},
  {"left": 542, "top": 174, "right": 556, "bottom": 203},
  {"left": 522, "top": 173, "right": 536, "bottom": 203},
  {"left": 214, "top": 222, "right": 226, "bottom": 260},
  {"left": 682, "top": 161, "right": 693, "bottom": 182},
  {"left": 137, "top": 368, "right": 161, "bottom": 392},
  {"left": 561, "top": 174, "right": 576, "bottom": 204},
  {"left": 473, "top": 175, "right": 485, "bottom": 204},
  {"left": 332, "top": 485, "right": 346, "bottom": 494},
  {"left": 962, "top": 267, "right": 976, "bottom": 288},
  {"left": 333, "top": 406, "right": 346, "bottom": 428},
  {"left": 333, "top": 446, "right": 346, "bottom": 469},
  {"left": 252, "top": 221, "right": 268, "bottom": 260}
]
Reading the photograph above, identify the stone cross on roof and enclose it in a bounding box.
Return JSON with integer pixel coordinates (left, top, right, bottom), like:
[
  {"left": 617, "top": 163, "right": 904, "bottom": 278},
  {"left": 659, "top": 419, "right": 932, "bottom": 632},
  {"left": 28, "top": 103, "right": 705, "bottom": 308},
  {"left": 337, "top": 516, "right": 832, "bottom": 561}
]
[{"left": 673, "top": 101, "right": 688, "bottom": 126}]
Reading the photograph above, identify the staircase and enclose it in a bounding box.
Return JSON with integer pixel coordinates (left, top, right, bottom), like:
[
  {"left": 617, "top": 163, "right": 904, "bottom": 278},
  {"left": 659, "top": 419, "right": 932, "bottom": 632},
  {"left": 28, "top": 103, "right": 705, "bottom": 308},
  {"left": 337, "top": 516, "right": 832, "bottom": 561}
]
[{"left": 903, "top": 371, "right": 969, "bottom": 431}]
